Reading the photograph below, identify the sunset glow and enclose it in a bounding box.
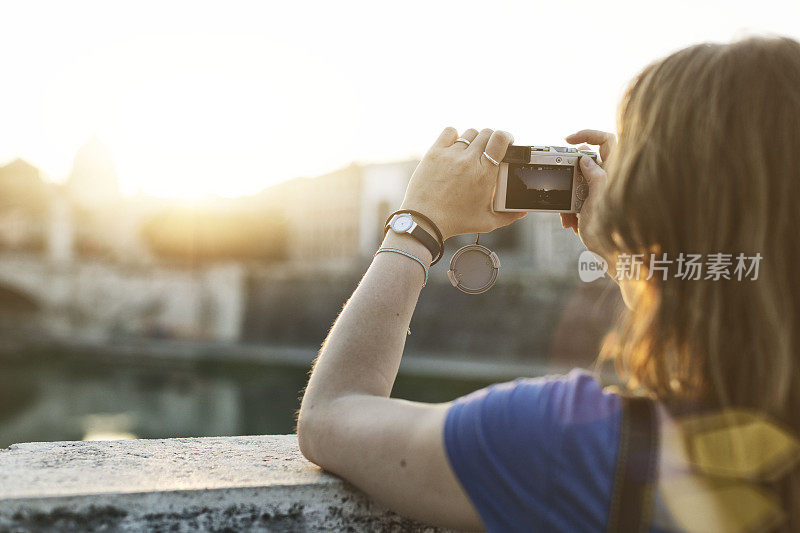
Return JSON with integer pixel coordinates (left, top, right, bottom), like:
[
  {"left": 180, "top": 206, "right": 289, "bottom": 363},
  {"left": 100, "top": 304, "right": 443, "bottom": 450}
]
[{"left": 2, "top": 0, "right": 799, "bottom": 197}]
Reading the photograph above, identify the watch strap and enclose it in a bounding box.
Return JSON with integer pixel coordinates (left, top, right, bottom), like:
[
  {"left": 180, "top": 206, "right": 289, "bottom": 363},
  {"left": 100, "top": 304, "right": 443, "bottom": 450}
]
[
  {"left": 409, "top": 224, "right": 441, "bottom": 264},
  {"left": 384, "top": 210, "right": 444, "bottom": 265}
]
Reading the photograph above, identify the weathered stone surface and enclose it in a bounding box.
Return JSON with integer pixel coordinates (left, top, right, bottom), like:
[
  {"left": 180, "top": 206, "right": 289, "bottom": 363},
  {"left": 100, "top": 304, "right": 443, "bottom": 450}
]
[{"left": 0, "top": 435, "right": 446, "bottom": 532}]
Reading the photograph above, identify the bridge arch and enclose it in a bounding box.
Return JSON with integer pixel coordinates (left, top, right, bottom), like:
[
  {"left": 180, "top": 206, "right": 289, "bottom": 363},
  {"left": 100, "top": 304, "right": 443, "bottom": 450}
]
[{"left": 0, "top": 284, "right": 40, "bottom": 313}]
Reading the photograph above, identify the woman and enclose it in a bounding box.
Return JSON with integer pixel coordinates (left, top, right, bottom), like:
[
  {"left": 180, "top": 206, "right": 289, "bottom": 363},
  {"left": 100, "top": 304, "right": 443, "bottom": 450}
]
[{"left": 297, "top": 36, "right": 800, "bottom": 531}]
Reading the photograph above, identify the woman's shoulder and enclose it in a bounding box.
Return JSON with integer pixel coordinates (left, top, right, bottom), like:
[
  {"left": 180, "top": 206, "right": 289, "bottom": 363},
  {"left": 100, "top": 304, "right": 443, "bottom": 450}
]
[
  {"left": 450, "top": 368, "right": 621, "bottom": 429},
  {"left": 515, "top": 368, "right": 620, "bottom": 417}
]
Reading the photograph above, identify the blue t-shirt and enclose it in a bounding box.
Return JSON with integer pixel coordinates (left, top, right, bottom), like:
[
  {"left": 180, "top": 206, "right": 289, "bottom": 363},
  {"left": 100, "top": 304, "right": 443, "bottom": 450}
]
[{"left": 444, "top": 369, "right": 622, "bottom": 532}]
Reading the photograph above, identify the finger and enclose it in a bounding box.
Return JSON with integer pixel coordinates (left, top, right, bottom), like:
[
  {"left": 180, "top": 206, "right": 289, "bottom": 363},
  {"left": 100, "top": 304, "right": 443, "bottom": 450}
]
[
  {"left": 599, "top": 135, "right": 617, "bottom": 163},
  {"left": 453, "top": 128, "right": 479, "bottom": 149},
  {"left": 581, "top": 155, "right": 608, "bottom": 188},
  {"left": 434, "top": 126, "right": 459, "bottom": 148},
  {"left": 467, "top": 128, "right": 494, "bottom": 154},
  {"left": 566, "top": 129, "right": 612, "bottom": 146},
  {"left": 482, "top": 130, "right": 514, "bottom": 167},
  {"left": 567, "top": 130, "right": 617, "bottom": 163}
]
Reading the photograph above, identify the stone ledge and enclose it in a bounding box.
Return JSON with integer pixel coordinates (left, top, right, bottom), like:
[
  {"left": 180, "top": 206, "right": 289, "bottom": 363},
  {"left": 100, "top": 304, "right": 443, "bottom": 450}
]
[{"left": 0, "top": 435, "right": 445, "bottom": 532}]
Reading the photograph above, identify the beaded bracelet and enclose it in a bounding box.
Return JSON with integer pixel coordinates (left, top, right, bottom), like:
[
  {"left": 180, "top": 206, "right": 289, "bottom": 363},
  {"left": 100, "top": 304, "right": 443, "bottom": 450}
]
[{"left": 374, "top": 247, "right": 429, "bottom": 287}]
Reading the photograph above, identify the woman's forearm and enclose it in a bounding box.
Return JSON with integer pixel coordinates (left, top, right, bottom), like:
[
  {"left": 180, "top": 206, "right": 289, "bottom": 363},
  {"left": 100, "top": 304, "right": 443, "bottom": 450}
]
[{"left": 300, "top": 229, "right": 433, "bottom": 408}]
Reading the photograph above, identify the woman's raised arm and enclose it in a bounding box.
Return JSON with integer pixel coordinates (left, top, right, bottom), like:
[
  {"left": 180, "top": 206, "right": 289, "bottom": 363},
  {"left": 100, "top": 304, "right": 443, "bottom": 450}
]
[{"left": 296, "top": 127, "right": 520, "bottom": 529}]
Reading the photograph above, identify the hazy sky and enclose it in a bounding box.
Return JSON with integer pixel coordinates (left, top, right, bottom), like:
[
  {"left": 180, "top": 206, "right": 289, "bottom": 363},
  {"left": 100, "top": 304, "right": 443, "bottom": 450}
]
[{"left": 2, "top": 0, "right": 799, "bottom": 197}]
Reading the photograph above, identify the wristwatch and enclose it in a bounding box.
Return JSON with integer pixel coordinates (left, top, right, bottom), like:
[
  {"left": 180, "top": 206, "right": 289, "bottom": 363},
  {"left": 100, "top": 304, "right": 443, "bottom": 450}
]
[{"left": 386, "top": 213, "right": 442, "bottom": 264}]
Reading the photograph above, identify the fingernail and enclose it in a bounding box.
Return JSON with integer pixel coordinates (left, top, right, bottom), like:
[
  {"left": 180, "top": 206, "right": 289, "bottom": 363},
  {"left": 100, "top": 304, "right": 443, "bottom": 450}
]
[{"left": 581, "top": 156, "right": 596, "bottom": 167}]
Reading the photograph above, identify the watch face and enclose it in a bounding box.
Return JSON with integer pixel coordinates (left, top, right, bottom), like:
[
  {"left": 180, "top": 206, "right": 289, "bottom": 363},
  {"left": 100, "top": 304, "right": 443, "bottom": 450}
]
[{"left": 391, "top": 214, "right": 413, "bottom": 232}]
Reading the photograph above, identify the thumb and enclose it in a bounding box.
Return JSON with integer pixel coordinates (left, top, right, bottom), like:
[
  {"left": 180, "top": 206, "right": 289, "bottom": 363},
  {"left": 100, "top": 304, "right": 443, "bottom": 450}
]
[{"left": 580, "top": 155, "right": 607, "bottom": 190}]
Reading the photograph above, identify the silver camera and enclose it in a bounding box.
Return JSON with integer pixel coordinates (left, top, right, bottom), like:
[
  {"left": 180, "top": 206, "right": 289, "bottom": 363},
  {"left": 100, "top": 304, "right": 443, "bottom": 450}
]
[{"left": 493, "top": 145, "right": 598, "bottom": 213}]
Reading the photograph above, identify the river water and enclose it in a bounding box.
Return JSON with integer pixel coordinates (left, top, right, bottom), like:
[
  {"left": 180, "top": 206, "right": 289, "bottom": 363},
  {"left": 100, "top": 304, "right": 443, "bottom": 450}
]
[{"left": 0, "top": 348, "right": 503, "bottom": 448}]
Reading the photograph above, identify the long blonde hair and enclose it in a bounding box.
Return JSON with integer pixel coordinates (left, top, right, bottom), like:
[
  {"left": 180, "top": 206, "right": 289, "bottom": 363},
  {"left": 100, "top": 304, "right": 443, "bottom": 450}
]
[{"left": 592, "top": 36, "right": 800, "bottom": 526}]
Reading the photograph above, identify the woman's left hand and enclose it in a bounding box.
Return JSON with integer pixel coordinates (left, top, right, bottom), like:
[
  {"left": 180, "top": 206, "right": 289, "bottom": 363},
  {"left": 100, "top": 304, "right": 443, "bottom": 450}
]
[{"left": 399, "top": 127, "right": 526, "bottom": 241}]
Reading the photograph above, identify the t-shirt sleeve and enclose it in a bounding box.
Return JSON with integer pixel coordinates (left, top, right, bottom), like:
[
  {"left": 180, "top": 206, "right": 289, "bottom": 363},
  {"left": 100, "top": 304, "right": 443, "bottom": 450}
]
[{"left": 444, "top": 369, "right": 622, "bottom": 532}]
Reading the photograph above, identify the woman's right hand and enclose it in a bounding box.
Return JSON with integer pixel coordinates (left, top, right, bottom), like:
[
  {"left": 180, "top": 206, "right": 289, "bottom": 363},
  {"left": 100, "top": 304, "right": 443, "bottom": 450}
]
[
  {"left": 399, "top": 127, "right": 525, "bottom": 241},
  {"left": 560, "top": 129, "right": 616, "bottom": 255}
]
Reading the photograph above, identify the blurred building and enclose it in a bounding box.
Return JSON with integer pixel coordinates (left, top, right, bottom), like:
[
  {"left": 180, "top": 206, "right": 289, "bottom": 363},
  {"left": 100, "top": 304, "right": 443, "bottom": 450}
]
[
  {"left": 0, "top": 143, "right": 244, "bottom": 344},
  {"left": 255, "top": 160, "right": 585, "bottom": 274},
  {"left": 64, "top": 138, "right": 152, "bottom": 262},
  {"left": 255, "top": 164, "right": 363, "bottom": 264},
  {"left": 0, "top": 159, "right": 50, "bottom": 252},
  {"left": 253, "top": 161, "right": 420, "bottom": 266},
  {"left": 0, "top": 148, "right": 588, "bottom": 347}
]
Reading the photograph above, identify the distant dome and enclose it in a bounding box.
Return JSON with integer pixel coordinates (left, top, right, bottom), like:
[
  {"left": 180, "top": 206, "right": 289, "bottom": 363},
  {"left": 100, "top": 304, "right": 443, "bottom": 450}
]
[{"left": 66, "top": 137, "right": 120, "bottom": 207}]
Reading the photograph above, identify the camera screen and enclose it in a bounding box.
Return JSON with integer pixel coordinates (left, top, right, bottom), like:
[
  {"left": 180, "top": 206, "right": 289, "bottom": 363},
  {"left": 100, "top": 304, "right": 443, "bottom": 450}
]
[{"left": 506, "top": 164, "right": 573, "bottom": 210}]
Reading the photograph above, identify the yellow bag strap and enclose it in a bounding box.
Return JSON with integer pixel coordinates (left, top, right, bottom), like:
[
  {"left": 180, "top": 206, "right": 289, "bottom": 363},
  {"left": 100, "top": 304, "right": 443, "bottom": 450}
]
[
  {"left": 656, "top": 409, "right": 800, "bottom": 533},
  {"left": 677, "top": 409, "right": 800, "bottom": 482}
]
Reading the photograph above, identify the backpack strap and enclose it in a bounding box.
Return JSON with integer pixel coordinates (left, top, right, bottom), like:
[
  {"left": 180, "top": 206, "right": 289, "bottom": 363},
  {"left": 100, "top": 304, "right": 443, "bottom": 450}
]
[{"left": 607, "top": 395, "right": 659, "bottom": 533}]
